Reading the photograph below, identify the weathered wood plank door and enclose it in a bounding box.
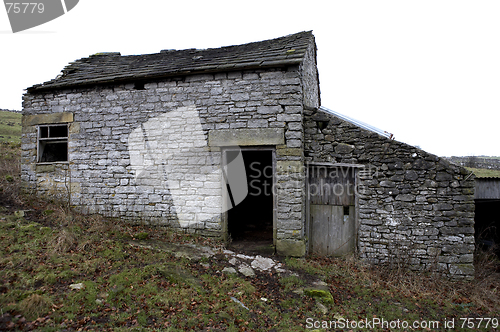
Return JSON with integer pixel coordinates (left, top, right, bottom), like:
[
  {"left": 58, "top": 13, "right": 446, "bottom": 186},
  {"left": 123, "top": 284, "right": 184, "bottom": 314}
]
[{"left": 309, "top": 166, "right": 356, "bottom": 256}]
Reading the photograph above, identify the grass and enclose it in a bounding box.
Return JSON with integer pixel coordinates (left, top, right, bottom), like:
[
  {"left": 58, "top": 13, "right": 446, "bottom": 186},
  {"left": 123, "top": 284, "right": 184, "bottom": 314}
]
[
  {"left": 466, "top": 167, "right": 500, "bottom": 178},
  {"left": 0, "top": 110, "right": 21, "bottom": 143},
  {"left": 1, "top": 211, "right": 499, "bottom": 331},
  {"left": 1, "top": 138, "right": 500, "bottom": 331},
  {"left": 476, "top": 156, "right": 500, "bottom": 161}
]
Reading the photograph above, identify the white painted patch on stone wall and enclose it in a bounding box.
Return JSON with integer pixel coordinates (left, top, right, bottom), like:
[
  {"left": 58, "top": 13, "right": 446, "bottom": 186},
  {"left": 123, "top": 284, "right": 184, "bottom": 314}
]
[{"left": 128, "top": 105, "right": 247, "bottom": 228}]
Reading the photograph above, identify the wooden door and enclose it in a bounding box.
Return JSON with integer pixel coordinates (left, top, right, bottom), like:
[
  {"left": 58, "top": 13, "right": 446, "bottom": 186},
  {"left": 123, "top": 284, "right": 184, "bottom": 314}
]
[{"left": 309, "top": 166, "right": 356, "bottom": 256}]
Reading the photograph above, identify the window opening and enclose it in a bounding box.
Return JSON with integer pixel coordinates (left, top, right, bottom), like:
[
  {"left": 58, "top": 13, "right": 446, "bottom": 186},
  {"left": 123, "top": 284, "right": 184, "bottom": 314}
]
[
  {"left": 38, "top": 124, "right": 68, "bottom": 162},
  {"left": 343, "top": 206, "right": 350, "bottom": 216}
]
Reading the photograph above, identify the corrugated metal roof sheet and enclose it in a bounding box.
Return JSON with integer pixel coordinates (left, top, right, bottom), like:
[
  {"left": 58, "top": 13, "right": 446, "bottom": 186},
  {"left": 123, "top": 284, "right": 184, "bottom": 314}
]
[{"left": 319, "top": 106, "right": 394, "bottom": 139}]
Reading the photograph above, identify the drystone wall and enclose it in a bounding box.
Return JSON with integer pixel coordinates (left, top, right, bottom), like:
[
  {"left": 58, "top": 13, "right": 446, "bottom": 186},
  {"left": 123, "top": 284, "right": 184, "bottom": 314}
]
[
  {"left": 21, "top": 66, "right": 312, "bottom": 254},
  {"left": 446, "top": 156, "right": 500, "bottom": 171},
  {"left": 304, "top": 108, "right": 475, "bottom": 278}
]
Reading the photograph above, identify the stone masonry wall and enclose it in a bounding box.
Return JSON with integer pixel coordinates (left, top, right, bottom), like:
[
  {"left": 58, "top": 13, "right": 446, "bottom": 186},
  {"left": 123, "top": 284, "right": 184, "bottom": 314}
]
[
  {"left": 304, "top": 108, "right": 475, "bottom": 278},
  {"left": 22, "top": 66, "right": 309, "bottom": 248}
]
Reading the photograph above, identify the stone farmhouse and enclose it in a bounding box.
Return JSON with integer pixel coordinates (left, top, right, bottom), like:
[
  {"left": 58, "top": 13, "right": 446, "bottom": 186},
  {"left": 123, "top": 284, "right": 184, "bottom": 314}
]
[{"left": 21, "top": 31, "right": 475, "bottom": 278}]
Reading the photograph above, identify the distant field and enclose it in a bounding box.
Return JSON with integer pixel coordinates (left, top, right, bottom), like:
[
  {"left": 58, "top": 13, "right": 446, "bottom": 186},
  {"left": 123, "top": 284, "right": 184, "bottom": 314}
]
[
  {"left": 472, "top": 156, "right": 500, "bottom": 161},
  {"left": 0, "top": 111, "right": 22, "bottom": 143},
  {"left": 465, "top": 167, "right": 500, "bottom": 178}
]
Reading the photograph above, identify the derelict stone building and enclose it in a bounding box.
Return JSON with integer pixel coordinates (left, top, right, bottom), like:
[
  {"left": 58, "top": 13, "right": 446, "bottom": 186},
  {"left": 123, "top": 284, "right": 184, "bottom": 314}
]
[{"left": 21, "top": 31, "right": 475, "bottom": 277}]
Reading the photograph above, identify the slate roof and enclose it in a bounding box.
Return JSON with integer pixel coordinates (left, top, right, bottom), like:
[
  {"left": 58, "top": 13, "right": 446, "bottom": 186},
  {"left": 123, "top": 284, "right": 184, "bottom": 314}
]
[{"left": 28, "top": 31, "right": 314, "bottom": 92}]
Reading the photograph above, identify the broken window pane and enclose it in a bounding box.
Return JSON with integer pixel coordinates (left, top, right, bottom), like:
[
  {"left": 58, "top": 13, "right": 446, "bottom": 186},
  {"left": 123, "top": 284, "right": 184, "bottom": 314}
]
[{"left": 38, "top": 124, "right": 68, "bottom": 162}]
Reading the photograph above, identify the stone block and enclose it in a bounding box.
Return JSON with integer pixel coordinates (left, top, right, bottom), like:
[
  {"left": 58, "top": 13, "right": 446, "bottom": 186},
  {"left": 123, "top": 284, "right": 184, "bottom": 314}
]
[
  {"left": 276, "top": 239, "right": 306, "bottom": 257},
  {"left": 36, "top": 164, "right": 56, "bottom": 173},
  {"left": 247, "top": 119, "right": 269, "bottom": 128},
  {"left": 257, "top": 105, "right": 281, "bottom": 114},
  {"left": 277, "top": 113, "right": 301, "bottom": 122},
  {"left": 395, "top": 194, "right": 415, "bottom": 202},
  {"left": 436, "top": 172, "right": 452, "bottom": 181},
  {"left": 231, "top": 93, "right": 249, "bottom": 101},
  {"left": 334, "top": 143, "right": 354, "bottom": 154},
  {"left": 379, "top": 180, "right": 395, "bottom": 188},
  {"left": 276, "top": 161, "right": 303, "bottom": 174},
  {"left": 434, "top": 203, "right": 453, "bottom": 211},
  {"left": 449, "top": 263, "right": 474, "bottom": 276},
  {"left": 286, "top": 139, "right": 302, "bottom": 148},
  {"left": 208, "top": 128, "right": 284, "bottom": 146},
  {"left": 276, "top": 147, "right": 302, "bottom": 157},
  {"left": 405, "top": 170, "right": 418, "bottom": 181},
  {"left": 23, "top": 112, "right": 74, "bottom": 126}
]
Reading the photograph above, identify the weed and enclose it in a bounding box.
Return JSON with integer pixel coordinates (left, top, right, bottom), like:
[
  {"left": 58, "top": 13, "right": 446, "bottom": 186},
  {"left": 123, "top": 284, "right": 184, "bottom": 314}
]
[
  {"left": 49, "top": 228, "right": 77, "bottom": 254},
  {"left": 279, "top": 274, "right": 305, "bottom": 292},
  {"left": 19, "top": 293, "right": 53, "bottom": 320}
]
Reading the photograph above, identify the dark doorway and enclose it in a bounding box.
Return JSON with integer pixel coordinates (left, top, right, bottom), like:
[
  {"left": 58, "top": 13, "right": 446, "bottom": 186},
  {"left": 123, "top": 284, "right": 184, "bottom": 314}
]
[
  {"left": 226, "top": 149, "right": 274, "bottom": 252},
  {"left": 475, "top": 199, "right": 500, "bottom": 254}
]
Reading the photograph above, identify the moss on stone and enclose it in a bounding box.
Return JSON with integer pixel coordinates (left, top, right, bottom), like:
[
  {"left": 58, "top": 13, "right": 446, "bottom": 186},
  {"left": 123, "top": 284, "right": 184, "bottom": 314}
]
[{"left": 304, "top": 288, "right": 334, "bottom": 304}]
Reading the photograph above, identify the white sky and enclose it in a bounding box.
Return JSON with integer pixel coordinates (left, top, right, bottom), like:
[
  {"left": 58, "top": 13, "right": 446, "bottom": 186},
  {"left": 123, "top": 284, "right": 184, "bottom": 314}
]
[{"left": 1, "top": 0, "right": 499, "bottom": 157}]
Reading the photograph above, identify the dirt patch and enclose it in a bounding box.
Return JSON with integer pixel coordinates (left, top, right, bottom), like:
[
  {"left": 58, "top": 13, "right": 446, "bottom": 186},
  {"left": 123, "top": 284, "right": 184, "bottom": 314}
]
[{"left": 228, "top": 239, "right": 275, "bottom": 256}]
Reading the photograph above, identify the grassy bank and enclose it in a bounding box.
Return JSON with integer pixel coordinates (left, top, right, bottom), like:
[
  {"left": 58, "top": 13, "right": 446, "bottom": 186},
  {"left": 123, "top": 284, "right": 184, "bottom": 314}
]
[
  {"left": 1, "top": 144, "right": 499, "bottom": 331},
  {"left": 0, "top": 111, "right": 21, "bottom": 143},
  {"left": 466, "top": 167, "right": 500, "bottom": 178}
]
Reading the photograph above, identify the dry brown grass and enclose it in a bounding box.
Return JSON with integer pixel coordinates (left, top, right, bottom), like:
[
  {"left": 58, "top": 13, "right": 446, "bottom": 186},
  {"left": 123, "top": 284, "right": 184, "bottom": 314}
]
[
  {"left": 468, "top": 247, "right": 500, "bottom": 310},
  {"left": 0, "top": 142, "right": 22, "bottom": 206},
  {"left": 369, "top": 246, "right": 500, "bottom": 313},
  {"left": 49, "top": 228, "right": 78, "bottom": 254},
  {"left": 45, "top": 205, "right": 119, "bottom": 254},
  {"left": 19, "top": 294, "right": 53, "bottom": 320}
]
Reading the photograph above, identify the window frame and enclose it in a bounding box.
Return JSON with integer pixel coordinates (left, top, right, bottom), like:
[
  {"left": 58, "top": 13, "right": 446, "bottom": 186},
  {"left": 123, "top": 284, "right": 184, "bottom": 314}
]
[{"left": 37, "top": 124, "right": 69, "bottom": 164}]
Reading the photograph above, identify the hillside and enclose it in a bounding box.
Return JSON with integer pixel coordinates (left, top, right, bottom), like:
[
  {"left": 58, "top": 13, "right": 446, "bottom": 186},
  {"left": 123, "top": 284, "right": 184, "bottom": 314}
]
[
  {"left": 0, "top": 143, "right": 499, "bottom": 330},
  {"left": 465, "top": 167, "right": 500, "bottom": 179},
  {"left": 446, "top": 156, "right": 500, "bottom": 178},
  {"left": 0, "top": 110, "right": 22, "bottom": 143}
]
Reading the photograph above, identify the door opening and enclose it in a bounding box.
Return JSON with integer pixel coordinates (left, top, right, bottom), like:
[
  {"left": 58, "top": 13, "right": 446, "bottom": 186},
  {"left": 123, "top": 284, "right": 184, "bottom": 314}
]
[
  {"left": 308, "top": 165, "right": 357, "bottom": 256},
  {"left": 475, "top": 199, "right": 500, "bottom": 255},
  {"left": 225, "top": 149, "right": 274, "bottom": 252}
]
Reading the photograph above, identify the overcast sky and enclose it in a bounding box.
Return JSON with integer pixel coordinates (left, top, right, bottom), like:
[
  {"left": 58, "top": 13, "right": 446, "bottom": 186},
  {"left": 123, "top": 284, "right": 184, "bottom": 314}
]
[{"left": 1, "top": 1, "right": 499, "bottom": 157}]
